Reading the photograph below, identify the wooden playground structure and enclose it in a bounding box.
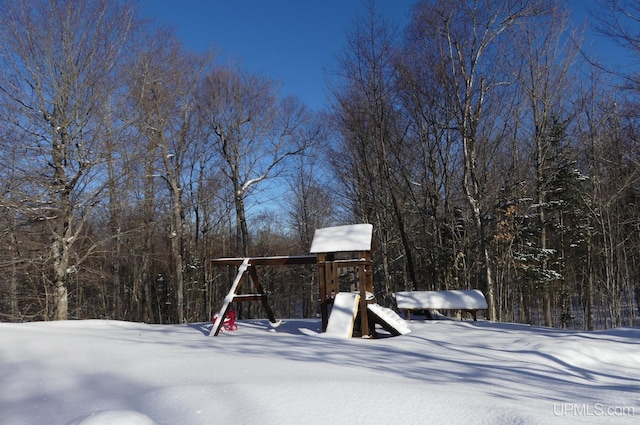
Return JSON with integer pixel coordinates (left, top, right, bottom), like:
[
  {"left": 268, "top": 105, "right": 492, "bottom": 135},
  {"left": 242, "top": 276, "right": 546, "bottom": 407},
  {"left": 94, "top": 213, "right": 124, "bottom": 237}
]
[{"left": 209, "top": 224, "right": 410, "bottom": 337}]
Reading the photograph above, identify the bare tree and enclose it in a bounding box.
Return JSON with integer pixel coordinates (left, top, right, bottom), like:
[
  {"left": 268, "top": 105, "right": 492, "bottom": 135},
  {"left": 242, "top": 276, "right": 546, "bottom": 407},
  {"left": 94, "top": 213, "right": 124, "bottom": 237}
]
[
  {"left": 399, "top": 4, "right": 470, "bottom": 295},
  {"left": 286, "top": 154, "right": 335, "bottom": 251},
  {"left": 199, "top": 64, "right": 318, "bottom": 257},
  {"left": 405, "top": 0, "right": 550, "bottom": 320},
  {"left": 285, "top": 154, "right": 335, "bottom": 318},
  {"left": 127, "top": 29, "right": 213, "bottom": 323},
  {"left": 330, "top": 2, "right": 419, "bottom": 303},
  {"left": 590, "top": 0, "right": 640, "bottom": 88},
  {"left": 0, "top": 0, "right": 137, "bottom": 320}
]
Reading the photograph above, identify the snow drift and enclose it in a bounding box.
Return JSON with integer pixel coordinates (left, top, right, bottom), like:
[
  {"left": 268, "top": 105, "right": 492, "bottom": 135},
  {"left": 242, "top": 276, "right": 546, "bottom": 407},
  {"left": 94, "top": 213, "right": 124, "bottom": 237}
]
[{"left": 1, "top": 318, "right": 638, "bottom": 424}]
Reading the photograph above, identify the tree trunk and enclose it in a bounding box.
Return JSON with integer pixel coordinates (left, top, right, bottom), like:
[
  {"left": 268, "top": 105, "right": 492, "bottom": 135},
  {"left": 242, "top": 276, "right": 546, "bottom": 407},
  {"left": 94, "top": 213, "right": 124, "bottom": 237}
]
[
  {"left": 235, "top": 192, "right": 250, "bottom": 258},
  {"left": 540, "top": 199, "right": 553, "bottom": 327},
  {"left": 52, "top": 142, "right": 72, "bottom": 321},
  {"left": 52, "top": 237, "right": 70, "bottom": 321},
  {"left": 480, "top": 217, "right": 497, "bottom": 321},
  {"left": 170, "top": 185, "right": 185, "bottom": 323},
  {"left": 108, "top": 150, "right": 123, "bottom": 319},
  {"left": 462, "top": 127, "right": 497, "bottom": 321},
  {"left": 9, "top": 225, "right": 19, "bottom": 320}
]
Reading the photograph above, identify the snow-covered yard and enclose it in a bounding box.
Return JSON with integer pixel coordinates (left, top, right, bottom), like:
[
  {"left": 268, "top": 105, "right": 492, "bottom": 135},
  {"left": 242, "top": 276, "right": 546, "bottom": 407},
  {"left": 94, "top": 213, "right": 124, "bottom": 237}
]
[{"left": 1, "top": 318, "right": 638, "bottom": 424}]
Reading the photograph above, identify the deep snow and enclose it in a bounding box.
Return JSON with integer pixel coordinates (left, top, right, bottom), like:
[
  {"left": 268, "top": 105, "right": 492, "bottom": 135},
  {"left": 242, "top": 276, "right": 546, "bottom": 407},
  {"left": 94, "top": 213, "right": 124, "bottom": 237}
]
[{"left": 1, "top": 318, "right": 638, "bottom": 424}]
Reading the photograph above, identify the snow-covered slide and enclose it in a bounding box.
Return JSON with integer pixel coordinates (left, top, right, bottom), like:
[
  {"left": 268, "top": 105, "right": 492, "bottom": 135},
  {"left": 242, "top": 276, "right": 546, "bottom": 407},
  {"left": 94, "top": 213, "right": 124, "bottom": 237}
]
[
  {"left": 325, "top": 292, "right": 361, "bottom": 338},
  {"left": 367, "top": 303, "right": 412, "bottom": 335}
]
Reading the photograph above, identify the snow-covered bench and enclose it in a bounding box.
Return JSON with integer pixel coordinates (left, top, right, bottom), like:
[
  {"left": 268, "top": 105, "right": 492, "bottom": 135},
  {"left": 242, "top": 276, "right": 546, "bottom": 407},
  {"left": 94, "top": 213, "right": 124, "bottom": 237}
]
[{"left": 394, "top": 290, "right": 488, "bottom": 321}]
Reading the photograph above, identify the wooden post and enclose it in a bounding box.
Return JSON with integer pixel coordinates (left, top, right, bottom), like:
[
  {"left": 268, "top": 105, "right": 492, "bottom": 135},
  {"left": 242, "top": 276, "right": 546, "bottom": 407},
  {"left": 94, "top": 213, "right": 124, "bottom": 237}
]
[
  {"left": 317, "top": 252, "right": 339, "bottom": 332},
  {"left": 358, "top": 260, "right": 370, "bottom": 336},
  {"left": 247, "top": 266, "right": 277, "bottom": 323}
]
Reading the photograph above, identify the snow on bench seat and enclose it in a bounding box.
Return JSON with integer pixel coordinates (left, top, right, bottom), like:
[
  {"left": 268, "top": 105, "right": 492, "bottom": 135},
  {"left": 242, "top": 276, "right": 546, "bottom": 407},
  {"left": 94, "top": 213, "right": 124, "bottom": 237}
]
[{"left": 395, "top": 290, "right": 488, "bottom": 321}]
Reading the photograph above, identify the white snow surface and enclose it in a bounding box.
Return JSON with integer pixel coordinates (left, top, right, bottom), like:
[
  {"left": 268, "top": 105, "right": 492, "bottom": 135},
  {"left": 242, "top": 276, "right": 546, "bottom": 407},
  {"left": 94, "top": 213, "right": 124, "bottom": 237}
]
[{"left": 1, "top": 318, "right": 639, "bottom": 424}]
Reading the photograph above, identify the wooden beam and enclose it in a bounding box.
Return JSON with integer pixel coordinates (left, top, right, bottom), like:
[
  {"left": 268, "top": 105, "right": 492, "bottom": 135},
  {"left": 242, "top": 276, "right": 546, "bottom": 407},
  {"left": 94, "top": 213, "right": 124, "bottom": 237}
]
[
  {"left": 231, "top": 294, "right": 268, "bottom": 302},
  {"left": 316, "top": 258, "right": 368, "bottom": 267},
  {"left": 211, "top": 255, "right": 317, "bottom": 267}
]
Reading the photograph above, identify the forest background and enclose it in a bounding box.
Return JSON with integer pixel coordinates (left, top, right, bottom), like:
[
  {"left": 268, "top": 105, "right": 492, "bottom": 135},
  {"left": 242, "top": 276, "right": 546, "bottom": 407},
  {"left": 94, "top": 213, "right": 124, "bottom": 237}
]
[{"left": 1, "top": 0, "right": 639, "bottom": 330}]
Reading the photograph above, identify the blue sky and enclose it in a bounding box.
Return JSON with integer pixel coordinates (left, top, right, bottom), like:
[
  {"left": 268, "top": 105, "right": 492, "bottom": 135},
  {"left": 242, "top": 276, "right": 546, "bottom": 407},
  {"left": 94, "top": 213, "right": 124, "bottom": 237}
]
[
  {"left": 137, "top": 0, "right": 414, "bottom": 111},
  {"left": 137, "top": 1, "right": 628, "bottom": 113}
]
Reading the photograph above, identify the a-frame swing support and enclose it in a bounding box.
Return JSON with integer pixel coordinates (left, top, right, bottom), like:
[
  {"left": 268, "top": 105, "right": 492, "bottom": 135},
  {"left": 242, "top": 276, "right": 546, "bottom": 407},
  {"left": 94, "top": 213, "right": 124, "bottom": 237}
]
[{"left": 209, "top": 255, "right": 316, "bottom": 336}]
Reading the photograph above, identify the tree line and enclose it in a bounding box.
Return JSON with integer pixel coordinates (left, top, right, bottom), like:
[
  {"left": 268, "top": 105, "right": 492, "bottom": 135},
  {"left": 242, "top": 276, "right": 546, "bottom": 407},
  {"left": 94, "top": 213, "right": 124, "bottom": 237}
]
[{"left": 1, "top": 0, "right": 638, "bottom": 330}]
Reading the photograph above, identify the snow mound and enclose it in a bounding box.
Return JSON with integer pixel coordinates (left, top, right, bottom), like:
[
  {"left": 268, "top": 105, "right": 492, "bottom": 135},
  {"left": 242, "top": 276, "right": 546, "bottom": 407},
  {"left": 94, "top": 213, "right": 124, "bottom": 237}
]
[{"left": 66, "top": 410, "right": 157, "bottom": 425}]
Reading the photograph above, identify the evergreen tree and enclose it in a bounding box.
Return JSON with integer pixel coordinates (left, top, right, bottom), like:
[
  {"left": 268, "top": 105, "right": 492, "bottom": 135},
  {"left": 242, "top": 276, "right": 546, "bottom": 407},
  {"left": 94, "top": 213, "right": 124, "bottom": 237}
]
[{"left": 513, "top": 119, "right": 589, "bottom": 326}]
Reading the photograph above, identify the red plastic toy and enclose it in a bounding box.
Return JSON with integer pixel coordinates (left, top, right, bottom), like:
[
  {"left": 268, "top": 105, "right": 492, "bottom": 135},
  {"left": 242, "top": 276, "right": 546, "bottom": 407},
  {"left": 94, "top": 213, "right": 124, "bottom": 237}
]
[{"left": 212, "top": 308, "right": 238, "bottom": 331}]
